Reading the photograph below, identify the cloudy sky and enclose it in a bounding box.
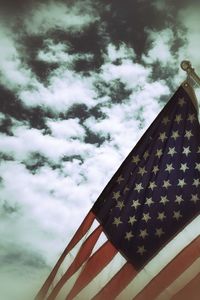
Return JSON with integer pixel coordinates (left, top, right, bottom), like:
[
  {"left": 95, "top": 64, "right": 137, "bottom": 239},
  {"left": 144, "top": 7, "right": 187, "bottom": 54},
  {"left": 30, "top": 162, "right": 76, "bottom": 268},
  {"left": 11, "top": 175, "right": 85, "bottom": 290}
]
[{"left": 0, "top": 0, "right": 200, "bottom": 299}]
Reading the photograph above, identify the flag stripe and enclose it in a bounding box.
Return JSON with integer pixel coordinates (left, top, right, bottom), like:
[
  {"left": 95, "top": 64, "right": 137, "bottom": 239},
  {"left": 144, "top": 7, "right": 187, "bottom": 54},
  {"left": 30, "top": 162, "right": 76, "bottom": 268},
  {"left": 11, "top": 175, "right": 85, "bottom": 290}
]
[
  {"left": 134, "top": 236, "right": 200, "bottom": 300},
  {"left": 156, "top": 258, "right": 200, "bottom": 300},
  {"left": 47, "top": 225, "right": 103, "bottom": 300},
  {"left": 116, "top": 216, "right": 200, "bottom": 300},
  {"left": 75, "top": 251, "right": 126, "bottom": 299},
  {"left": 92, "top": 262, "right": 137, "bottom": 300},
  {"left": 172, "top": 273, "right": 200, "bottom": 300},
  {"left": 65, "top": 241, "right": 118, "bottom": 300},
  {"left": 35, "top": 211, "right": 95, "bottom": 299}
]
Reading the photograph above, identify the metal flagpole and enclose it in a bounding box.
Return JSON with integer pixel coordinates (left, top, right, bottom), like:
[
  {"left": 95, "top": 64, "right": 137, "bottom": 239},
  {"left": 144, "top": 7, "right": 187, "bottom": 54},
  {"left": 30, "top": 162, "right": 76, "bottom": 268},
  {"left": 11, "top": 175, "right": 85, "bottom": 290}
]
[
  {"left": 181, "top": 60, "right": 200, "bottom": 87},
  {"left": 181, "top": 61, "right": 199, "bottom": 114}
]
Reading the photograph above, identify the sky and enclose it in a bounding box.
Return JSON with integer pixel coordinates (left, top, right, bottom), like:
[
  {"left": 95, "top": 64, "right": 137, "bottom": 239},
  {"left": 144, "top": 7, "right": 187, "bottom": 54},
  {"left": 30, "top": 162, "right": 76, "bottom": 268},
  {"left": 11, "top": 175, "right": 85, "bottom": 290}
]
[{"left": 0, "top": 1, "right": 200, "bottom": 299}]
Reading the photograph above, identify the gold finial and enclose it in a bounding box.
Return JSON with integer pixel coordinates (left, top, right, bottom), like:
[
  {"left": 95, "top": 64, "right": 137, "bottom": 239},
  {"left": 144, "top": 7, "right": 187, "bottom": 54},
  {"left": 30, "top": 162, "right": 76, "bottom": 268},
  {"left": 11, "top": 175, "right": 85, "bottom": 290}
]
[
  {"left": 181, "top": 60, "right": 191, "bottom": 71},
  {"left": 181, "top": 60, "right": 200, "bottom": 86}
]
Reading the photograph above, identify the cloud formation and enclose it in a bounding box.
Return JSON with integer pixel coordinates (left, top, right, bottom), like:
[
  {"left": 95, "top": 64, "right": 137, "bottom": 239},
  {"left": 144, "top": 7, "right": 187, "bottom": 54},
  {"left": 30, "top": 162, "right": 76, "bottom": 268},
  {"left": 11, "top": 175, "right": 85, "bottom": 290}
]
[{"left": 0, "top": 1, "right": 199, "bottom": 299}]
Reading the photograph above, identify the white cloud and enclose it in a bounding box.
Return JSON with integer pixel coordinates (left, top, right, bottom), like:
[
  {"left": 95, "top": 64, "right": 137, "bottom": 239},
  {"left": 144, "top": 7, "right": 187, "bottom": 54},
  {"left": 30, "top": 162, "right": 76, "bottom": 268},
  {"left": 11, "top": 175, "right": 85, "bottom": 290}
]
[
  {"left": 106, "top": 43, "right": 136, "bottom": 62},
  {"left": 1, "top": 2, "right": 200, "bottom": 299},
  {"left": 0, "top": 126, "right": 93, "bottom": 162},
  {"left": 0, "top": 26, "right": 36, "bottom": 91},
  {"left": 100, "top": 43, "right": 150, "bottom": 90},
  {"left": 101, "top": 59, "right": 151, "bottom": 89},
  {"left": 37, "top": 39, "right": 94, "bottom": 66},
  {"left": 24, "top": 1, "right": 99, "bottom": 35},
  {"left": 19, "top": 69, "right": 97, "bottom": 112},
  {"left": 142, "top": 28, "right": 174, "bottom": 66},
  {"left": 47, "top": 118, "right": 86, "bottom": 139}
]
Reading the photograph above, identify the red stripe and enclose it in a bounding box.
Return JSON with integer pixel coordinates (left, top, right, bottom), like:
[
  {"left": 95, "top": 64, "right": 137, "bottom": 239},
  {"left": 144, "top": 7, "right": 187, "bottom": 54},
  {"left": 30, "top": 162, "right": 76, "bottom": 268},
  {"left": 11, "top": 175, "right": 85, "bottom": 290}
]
[
  {"left": 172, "top": 273, "right": 200, "bottom": 300},
  {"left": 65, "top": 241, "right": 118, "bottom": 300},
  {"left": 92, "top": 262, "right": 138, "bottom": 300},
  {"left": 47, "top": 225, "right": 102, "bottom": 300},
  {"left": 134, "top": 236, "right": 200, "bottom": 300},
  {"left": 35, "top": 211, "right": 95, "bottom": 299}
]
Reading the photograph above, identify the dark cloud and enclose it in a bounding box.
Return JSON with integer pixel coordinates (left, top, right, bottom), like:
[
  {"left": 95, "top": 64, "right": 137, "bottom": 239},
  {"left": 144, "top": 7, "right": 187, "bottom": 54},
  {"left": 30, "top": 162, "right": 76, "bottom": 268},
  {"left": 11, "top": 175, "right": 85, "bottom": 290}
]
[
  {"left": 1, "top": 200, "right": 20, "bottom": 215},
  {"left": 100, "top": 0, "right": 167, "bottom": 56},
  {"left": 62, "top": 154, "right": 84, "bottom": 164},
  {"left": 0, "top": 0, "right": 44, "bottom": 16},
  {"left": 0, "top": 85, "right": 53, "bottom": 132},
  {"left": 95, "top": 79, "right": 132, "bottom": 103},
  {"left": 84, "top": 128, "right": 107, "bottom": 146},
  {"left": 0, "top": 246, "right": 47, "bottom": 269},
  {"left": 0, "top": 116, "right": 13, "bottom": 136},
  {"left": 22, "top": 35, "right": 59, "bottom": 83},
  {"left": 22, "top": 152, "right": 50, "bottom": 174}
]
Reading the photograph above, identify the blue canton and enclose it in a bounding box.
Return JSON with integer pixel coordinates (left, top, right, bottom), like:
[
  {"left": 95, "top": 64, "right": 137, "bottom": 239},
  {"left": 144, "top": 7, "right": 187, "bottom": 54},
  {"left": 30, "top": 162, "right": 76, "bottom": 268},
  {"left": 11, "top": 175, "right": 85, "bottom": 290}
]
[{"left": 92, "top": 86, "right": 200, "bottom": 270}]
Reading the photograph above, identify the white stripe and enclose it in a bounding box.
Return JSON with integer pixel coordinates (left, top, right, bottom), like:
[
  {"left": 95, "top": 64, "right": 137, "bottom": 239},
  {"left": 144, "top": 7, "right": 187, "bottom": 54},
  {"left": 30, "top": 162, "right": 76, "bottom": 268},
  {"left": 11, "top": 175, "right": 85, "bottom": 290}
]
[
  {"left": 156, "top": 258, "right": 200, "bottom": 300},
  {"left": 76, "top": 250, "right": 126, "bottom": 300},
  {"left": 116, "top": 215, "right": 200, "bottom": 300},
  {"left": 50, "top": 219, "right": 101, "bottom": 294},
  {"left": 53, "top": 215, "right": 199, "bottom": 300}
]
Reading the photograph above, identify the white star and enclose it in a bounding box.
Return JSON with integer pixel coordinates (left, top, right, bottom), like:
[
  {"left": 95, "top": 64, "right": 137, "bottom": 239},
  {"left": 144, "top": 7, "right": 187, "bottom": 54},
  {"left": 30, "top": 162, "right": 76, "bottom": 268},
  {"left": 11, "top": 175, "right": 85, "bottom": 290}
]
[
  {"left": 162, "top": 116, "right": 170, "bottom": 125},
  {"left": 168, "top": 147, "right": 177, "bottom": 156},
  {"left": 157, "top": 212, "right": 166, "bottom": 221},
  {"left": 139, "top": 229, "right": 148, "bottom": 239},
  {"left": 193, "top": 178, "right": 200, "bottom": 187},
  {"left": 125, "top": 231, "right": 134, "bottom": 241},
  {"left": 195, "top": 163, "right": 200, "bottom": 172},
  {"left": 159, "top": 132, "right": 167, "bottom": 142},
  {"left": 137, "top": 245, "right": 146, "bottom": 256},
  {"left": 191, "top": 194, "right": 199, "bottom": 203},
  {"left": 171, "top": 130, "right": 180, "bottom": 140},
  {"left": 134, "top": 183, "right": 144, "bottom": 193},
  {"left": 175, "top": 114, "right": 183, "bottom": 123},
  {"left": 173, "top": 210, "right": 182, "bottom": 221},
  {"left": 138, "top": 167, "right": 147, "bottom": 176},
  {"left": 160, "top": 195, "right": 169, "bottom": 205},
  {"left": 117, "top": 175, "right": 124, "bottom": 184},
  {"left": 113, "top": 191, "right": 121, "bottom": 200},
  {"left": 145, "top": 197, "right": 154, "bottom": 207},
  {"left": 180, "top": 163, "right": 189, "bottom": 172},
  {"left": 116, "top": 200, "right": 125, "bottom": 210},
  {"left": 156, "top": 149, "right": 163, "bottom": 158},
  {"left": 142, "top": 213, "right": 151, "bottom": 223},
  {"left": 152, "top": 165, "right": 159, "bottom": 175},
  {"left": 148, "top": 181, "right": 157, "bottom": 191},
  {"left": 155, "top": 228, "right": 165, "bottom": 238},
  {"left": 183, "top": 147, "right": 191, "bottom": 156},
  {"left": 128, "top": 215, "right": 137, "bottom": 225},
  {"left": 113, "top": 217, "right": 123, "bottom": 227},
  {"left": 143, "top": 151, "right": 149, "bottom": 160},
  {"left": 175, "top": 195, "right": 184, "bottom": 205},
  {"left": 132, "top": 155, "right": 140, "bottom": 164},
  {"left": 178, "top": 179, "right": 186, "bottom": 188},
  {"left": 163, "top": 180, "right": 171, "bottom": 189},
  {"left": 187, "top": 113, "right": 196, "bottom": 123},
  {"left": 184, "top": 130, "right": 193, "bottom": 140},
  {"left": 165, "top": 163, "right": 174, "bottom": 173},
  {"left": 131, "top": 199, "right": 141, "bottom": 209},
  {"left": 178, "top": 97, "right": 186, "bottom": 106}
]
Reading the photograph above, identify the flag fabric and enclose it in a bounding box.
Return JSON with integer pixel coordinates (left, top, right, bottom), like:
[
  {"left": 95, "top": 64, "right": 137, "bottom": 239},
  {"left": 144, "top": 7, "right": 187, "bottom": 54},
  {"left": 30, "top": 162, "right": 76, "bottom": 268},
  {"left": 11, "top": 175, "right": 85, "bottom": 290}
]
[{"left": 36, "top": 83, "right": 200, "bottom": 300}]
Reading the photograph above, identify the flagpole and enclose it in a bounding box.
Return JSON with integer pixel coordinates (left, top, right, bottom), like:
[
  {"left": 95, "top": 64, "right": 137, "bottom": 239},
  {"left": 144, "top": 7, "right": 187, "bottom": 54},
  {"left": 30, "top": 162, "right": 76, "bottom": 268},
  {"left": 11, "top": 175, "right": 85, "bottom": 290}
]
[
  {"left": 181, "top": 61, "right": 199, "bottom": 113},
  {"left": 181, "top": 60, "right": 200, "bottom": 86}
]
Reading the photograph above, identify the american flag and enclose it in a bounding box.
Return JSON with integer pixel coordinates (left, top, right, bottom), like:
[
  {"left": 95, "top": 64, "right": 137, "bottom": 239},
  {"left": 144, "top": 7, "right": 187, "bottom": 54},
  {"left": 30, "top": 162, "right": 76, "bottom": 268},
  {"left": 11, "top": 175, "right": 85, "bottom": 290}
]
[{"left": 36, "top": 84, "right": 200, "bottom": 300}]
